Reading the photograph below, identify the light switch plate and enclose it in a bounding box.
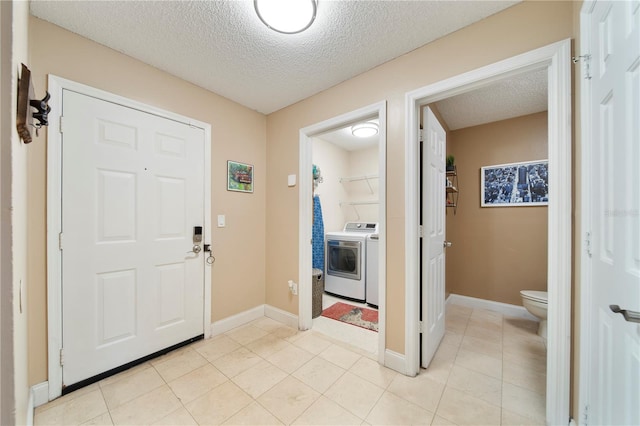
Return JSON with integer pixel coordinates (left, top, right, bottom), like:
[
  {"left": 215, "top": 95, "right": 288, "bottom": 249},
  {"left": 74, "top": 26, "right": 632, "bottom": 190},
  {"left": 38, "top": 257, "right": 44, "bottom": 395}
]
[
  {"left": 217, "top": 215, "right": 225, "bottom": 227},
  {"left": 288, "top": 174, "right": 296, "bottom": 187}
]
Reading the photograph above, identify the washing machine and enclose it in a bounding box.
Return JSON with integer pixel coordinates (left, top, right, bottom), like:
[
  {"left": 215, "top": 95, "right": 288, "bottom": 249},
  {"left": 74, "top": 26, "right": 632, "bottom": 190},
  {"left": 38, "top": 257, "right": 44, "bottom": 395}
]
[{"left": 325, "top": 222, "right": 378, "bottom": 302}]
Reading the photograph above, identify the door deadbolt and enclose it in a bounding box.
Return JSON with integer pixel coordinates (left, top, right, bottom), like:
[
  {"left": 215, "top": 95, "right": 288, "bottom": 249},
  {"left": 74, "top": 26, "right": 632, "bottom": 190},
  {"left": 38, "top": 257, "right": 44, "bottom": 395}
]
[{"left": 193, "top": 226, "right": 203, "bottom": 243}]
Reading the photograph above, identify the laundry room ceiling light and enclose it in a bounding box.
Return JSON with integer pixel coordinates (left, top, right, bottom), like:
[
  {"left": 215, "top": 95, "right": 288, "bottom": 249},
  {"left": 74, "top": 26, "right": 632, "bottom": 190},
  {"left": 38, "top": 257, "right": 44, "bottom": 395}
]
[
  {"left": 254, "top": 0, "right": 317, "bottom": 34},
  {"left": 351, "top": 122, "right": 379, "bottom": 138}
]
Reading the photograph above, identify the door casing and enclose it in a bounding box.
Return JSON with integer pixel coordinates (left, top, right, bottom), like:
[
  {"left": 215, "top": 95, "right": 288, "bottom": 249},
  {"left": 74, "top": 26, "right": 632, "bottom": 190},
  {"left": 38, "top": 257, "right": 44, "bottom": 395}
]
[
  {"left": 298, "top": 101, "right": 387, "bottom": 366},
  {"left": 405, "top": 39, "right": 572, "bottom": 425},
  {"left": 46, "top": 76, "right": 213, "bottom": 400}
]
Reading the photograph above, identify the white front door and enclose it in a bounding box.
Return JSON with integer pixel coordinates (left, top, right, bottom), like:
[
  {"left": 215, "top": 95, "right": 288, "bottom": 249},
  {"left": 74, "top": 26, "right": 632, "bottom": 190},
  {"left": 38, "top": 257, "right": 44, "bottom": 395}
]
[
  {"left": 421, "top": 106, "right": 446, "bottom": 367},
  {"left": 61, "top": 90, "right": 205, "bottom": 386},
  {"left": 584, "top": 1, "right": 640, "bottom": 424}
]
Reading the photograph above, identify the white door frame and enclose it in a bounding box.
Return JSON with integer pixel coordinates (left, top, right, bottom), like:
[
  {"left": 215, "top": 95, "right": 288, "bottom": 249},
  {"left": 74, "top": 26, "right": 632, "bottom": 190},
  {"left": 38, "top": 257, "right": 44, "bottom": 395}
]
[
  {"left": 298, "top": 101, "right": 387, "bottom": 365},
  {"left": 405, "top": 39, "right": 572, "bottom": 425},
  {"left": 577, "top": 4, "right": 594, "bottom": 423},
  {"left": 46, "top": 76, "right": 213, "bottom": 400}
]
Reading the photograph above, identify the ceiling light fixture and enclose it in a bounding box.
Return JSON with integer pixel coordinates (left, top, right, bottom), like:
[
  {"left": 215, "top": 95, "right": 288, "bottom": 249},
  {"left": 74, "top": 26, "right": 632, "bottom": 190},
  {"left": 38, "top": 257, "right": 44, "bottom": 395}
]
[
  {"left": 351, "top": 122, "right": 379, "bottom": 138},
  {"left": 254, "top": 0, "right": 318, "bottom": 34}
]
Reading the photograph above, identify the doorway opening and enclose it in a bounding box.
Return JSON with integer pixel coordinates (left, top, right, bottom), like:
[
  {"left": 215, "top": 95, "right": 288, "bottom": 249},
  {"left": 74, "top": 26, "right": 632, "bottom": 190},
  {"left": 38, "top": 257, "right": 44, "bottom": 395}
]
[
  {"left": 298, "top": 102, "right": 386, "bottom": 364},
  {"left": 406, "top": 39, "right": 572, "bottom": 425}
]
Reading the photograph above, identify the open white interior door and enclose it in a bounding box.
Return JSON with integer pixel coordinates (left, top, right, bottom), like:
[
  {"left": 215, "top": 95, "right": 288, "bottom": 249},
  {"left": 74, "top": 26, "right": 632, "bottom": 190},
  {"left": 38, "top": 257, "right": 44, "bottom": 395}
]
[
  {"left": 61, "top": 90, "right": 206, "bottom": 387},
  {"left": 583, "top": 1, "right": 640, "bottom": 424},
  {"left": 421, "top": 106, "right": 446, "bottom": 367}
]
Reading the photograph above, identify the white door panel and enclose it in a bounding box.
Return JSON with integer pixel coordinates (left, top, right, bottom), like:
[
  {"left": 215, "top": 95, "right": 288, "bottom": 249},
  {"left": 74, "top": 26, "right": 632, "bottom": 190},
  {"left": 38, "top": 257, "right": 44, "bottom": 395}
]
[
  {"left": 421, "top": 106, "right": 446, "bottom": 367},
  {"left": 586, "top": 1, "right": 640, "bottom": 424},
  {"left": 62, "top": 90, "right": 205, "bottom": 386}
]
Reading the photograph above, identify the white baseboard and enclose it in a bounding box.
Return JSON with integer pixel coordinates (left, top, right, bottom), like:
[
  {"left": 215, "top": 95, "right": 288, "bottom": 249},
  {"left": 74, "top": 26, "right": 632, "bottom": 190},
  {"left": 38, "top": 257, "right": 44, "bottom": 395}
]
[
  {"left": 384, "top": 349, "right": 408, "bottom": 375},
  {"left": 264, "top": 305, "right": 299, "bottom": 329},
  {"left": 32, "top": 382, "right": 49, "bottom": 407},
  {"left": 27, "top": 381, "right": 49, "bottom": 425},
  {"left": 210, "top": 305, "right": 266, "bottom": 336},
  {"left": 447, "top": 293, "right": 537, "bottom": 321}
]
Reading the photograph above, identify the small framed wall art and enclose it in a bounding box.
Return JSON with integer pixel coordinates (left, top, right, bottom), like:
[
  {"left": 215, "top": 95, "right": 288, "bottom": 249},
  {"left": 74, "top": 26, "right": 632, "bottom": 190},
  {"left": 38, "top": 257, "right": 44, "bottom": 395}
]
[
  {"left": 481, "top": 159, "right": 548, "bottom": 207},
  {"left": 227, "top": 160, "right": 254, "bottom": 193}
]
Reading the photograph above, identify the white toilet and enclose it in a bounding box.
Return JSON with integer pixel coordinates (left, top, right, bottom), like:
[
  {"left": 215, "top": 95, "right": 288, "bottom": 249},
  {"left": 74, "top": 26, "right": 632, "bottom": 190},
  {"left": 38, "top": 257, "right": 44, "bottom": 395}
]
[{"left": 520, "top": 290, "right": 548, "bottom": 339}]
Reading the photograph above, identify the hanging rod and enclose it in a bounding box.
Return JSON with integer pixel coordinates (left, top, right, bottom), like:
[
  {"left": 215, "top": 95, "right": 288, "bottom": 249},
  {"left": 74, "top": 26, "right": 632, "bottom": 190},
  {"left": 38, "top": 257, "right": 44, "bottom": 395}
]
[
  {"left": 339, "top": 174, "right": 379, "bottom": 183},
  {"left": 339, "top": 200, "right": 379, "bottom": 206}
]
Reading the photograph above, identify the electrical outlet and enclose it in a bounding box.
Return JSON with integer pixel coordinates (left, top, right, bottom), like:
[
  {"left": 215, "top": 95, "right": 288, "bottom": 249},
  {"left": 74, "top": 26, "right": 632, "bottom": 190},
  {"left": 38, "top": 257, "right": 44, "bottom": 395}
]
[{"left": 288, "top": 280, "right": 298, "bottom": 295}]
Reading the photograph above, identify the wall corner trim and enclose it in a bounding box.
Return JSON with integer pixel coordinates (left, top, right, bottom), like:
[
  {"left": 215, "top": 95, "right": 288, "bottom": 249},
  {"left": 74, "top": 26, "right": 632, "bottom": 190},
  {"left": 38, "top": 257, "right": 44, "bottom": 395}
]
[
  {"left": 383, "top": 350, "right": 408, "bottom": 376},
  {"left": 264, "top": 305, "right": 299, "bottom": 329},
  {"left": 209, "top": 304, "right": 300, "bottom": 337},
  {"left": 210, "top": 305, "right": 266, "bottom": 336},
  {"left": 31, "top": 382, "right": 49, "bottom": 408},
  {"left": 28, "top": 382, "right": 49, "bottom": 425}
]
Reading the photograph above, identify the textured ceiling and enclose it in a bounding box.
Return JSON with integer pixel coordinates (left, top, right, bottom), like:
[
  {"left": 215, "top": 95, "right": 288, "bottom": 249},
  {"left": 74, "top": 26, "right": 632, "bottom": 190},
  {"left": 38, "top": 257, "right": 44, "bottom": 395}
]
[
  {"left": 435, "top": 68, "right": 548, "bottom": 130},
  {"left": 30, "top": 0, "right": 520, "bottom": 114},
  {"left": 317, "top": 68, "right": 548, "bottom": 152},
  {"left": 316, "top": 119, "right": 380, "bottom": 152}
]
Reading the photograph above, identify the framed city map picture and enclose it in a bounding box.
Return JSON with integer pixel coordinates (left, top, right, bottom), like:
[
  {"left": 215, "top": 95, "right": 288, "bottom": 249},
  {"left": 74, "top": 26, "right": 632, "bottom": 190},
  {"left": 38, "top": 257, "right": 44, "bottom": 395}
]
[{"left": 481, "top": 160, "right": 548, "bottom": 207}]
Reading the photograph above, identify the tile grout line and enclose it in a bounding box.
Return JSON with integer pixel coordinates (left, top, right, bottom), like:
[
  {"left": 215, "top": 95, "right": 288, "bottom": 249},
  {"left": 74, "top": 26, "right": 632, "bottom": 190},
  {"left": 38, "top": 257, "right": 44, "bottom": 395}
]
[
  {"left": 430, "top": 309, "right": 469, "bottom": 425},
  {"left": 35, "top": 310, "right": 545, "bottom": 426}
]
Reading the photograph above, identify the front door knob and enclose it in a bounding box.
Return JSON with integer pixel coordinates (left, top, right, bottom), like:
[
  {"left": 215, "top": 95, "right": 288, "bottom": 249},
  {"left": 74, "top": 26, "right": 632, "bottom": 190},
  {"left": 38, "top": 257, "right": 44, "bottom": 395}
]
[{"left": 188, "top": 245, "right": 202, "bottom": 254}]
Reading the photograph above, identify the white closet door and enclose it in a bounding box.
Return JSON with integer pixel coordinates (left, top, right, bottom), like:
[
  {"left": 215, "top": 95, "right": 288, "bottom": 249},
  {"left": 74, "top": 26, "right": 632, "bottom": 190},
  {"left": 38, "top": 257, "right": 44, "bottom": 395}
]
[
  {"left": 421, "top": 106, "right": 446, "bottom": 367},
  {"left": 585, "top": 1, "right": 640, "bottom": 424}
]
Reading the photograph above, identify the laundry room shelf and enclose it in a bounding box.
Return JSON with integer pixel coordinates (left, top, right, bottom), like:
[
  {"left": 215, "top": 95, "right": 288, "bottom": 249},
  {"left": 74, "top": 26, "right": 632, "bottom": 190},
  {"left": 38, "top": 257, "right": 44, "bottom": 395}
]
[
  {"left": 340, "top": 201, "right": 379, "bottom": 206},
  {"left": 340, "top": 174, "right": 379, "bottom": 194}
]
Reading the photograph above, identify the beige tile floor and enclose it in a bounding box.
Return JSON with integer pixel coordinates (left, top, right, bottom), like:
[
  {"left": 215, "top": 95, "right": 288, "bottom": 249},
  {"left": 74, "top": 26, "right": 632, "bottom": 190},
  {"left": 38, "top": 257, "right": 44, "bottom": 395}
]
[{"left": 35, "top": 303, "right": 546, "bottom": 425}]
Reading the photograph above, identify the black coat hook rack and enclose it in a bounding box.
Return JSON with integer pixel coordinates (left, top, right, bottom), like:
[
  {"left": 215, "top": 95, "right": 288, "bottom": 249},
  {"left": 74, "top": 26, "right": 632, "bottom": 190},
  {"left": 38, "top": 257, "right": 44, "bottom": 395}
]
[{"left": 16, "top": 63, "right": 51, "bottom": 144}]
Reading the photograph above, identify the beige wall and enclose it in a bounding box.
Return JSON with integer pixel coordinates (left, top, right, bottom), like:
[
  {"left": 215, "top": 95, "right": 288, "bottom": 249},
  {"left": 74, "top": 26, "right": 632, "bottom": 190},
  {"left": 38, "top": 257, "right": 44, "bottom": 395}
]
[
  {"left": 311, "top": 138, "right": 349, "bottom": 233},
  {"left": 311, "top": 140, "right": 379, "bottom": 232},
  {"left": 27, "top": 17, "right": 268, "bottom": 385},
  {"left": 265, "top": 1, "right": 574, "bottom": 354},
  {"left": 445, "top": 112, "right": 548, "bottom": 306},
  {"left": 344, "top": 146, "right": 379, "bottom": 224}
]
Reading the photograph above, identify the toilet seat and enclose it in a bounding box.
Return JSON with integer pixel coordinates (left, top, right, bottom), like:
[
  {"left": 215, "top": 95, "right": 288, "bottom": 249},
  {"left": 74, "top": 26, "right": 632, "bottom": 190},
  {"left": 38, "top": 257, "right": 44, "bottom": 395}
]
[{"left": 520, "top": 290, "right": 548, "bottom": 304}]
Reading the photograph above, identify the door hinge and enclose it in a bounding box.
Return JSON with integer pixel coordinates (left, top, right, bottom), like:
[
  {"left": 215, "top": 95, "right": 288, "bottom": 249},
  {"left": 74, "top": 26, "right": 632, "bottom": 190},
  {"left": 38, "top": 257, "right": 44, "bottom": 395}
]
[
  {"left": 581, "top": 404, "right": 589, "bottom": 426},
  {"left": 418, "top": 321, "right": 424, "bottom": 333},
  {"left": 58, "top": 232, "right": 64, "bottom": 250},
  {"left": 572, "top": 54, "right": 592, "bottom": 80},
  {"left": 59, "top": 116, "right": 65, "bottom": 133},
  {"left": 585, "top": 231, "right": 592, "bottom": 257},
  {"left": 59, "top": 348, "right": 64, "bottom": 366},
  {"left": 418, "top": 225, "right": 424, "bottom": 238}
]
